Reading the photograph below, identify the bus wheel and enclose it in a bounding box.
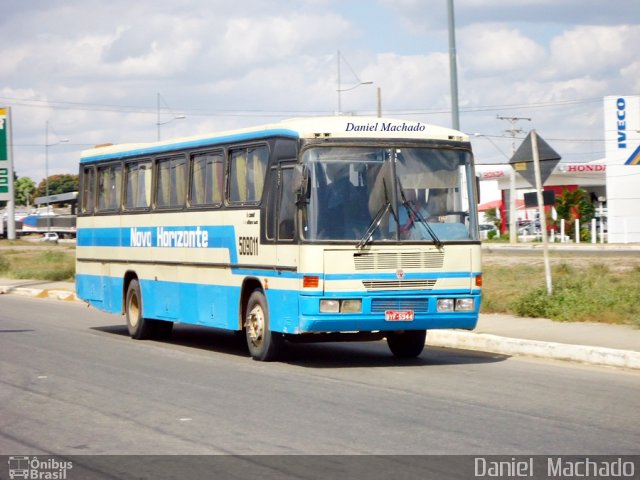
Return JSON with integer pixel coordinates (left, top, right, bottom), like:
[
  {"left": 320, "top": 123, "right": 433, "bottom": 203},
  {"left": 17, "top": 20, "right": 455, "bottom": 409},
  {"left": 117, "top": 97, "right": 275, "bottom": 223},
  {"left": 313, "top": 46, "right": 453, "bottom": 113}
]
[
  {"left": 386, "top": 330, "right": 427, "bottom": 358},
  {"left": 244, "top": 289, "right": 283, "bottom": 361},
  {"left": 125, "top": 279, "right": 155, "bottom": 340}
]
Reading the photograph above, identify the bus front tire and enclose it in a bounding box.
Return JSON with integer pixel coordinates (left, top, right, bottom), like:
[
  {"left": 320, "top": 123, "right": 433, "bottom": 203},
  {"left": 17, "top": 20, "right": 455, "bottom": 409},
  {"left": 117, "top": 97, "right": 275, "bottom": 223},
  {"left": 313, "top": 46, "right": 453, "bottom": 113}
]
[
  {"left": 125, "top": 279, "right": 157, "bottom": 340},
  {"left": 244, "top": 289, "right": 283, "bottom": 361},
  {"left": 386, "top": 330, "right": 427, "bottom": 358}
]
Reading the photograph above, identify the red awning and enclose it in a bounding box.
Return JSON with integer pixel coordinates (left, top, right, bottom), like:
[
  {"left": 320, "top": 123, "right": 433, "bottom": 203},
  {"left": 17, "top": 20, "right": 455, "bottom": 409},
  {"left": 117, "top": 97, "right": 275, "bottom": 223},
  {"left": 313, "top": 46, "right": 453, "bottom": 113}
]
[
  {"left": 478, "top": 199, "right": 525, "bottom": 211},
  {"left": 478, "top": 200, "right": 501, "bottom": 211}
]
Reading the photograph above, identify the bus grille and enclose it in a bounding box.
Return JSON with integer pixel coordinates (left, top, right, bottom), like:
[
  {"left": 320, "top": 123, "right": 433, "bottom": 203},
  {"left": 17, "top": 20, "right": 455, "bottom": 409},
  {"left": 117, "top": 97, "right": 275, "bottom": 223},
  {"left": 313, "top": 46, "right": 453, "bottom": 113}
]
[
  {"left": 371, "top": 298, "right": 429, "bottom": 312},
  {"left": 362, "top": 279, "right": 437, "bottom": 291},
  {"left": 353, "top": 251, "right": 444, "bottom": 270}
]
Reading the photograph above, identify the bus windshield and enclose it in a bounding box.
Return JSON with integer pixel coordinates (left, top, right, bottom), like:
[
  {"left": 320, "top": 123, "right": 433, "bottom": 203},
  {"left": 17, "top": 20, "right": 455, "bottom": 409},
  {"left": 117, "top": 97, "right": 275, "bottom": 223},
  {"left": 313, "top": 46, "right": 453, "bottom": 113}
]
[{"left": 301, "top": 145, "right": 477, "bottom": 243}]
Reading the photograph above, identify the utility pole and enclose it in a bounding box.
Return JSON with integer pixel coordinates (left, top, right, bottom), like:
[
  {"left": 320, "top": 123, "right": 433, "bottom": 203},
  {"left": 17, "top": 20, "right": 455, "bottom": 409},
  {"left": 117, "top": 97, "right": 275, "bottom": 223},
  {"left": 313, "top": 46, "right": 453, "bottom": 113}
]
[
  {"left": 447, "top": 0, "right": 460, "bottom": 131},
  {"left": 497, "top": 115, "right": 531, "bottom": 243}
]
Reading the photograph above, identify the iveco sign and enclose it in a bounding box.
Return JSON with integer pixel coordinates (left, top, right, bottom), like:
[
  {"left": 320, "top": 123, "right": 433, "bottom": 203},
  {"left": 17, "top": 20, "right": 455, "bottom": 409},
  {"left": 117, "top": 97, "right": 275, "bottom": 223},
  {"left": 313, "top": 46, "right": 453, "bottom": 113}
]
[
  {"left": 604, "top": 95, "right": 640, "bottom": 243},
  {"left": 617, "top": 97, "right": 627, "bottom": 148}
]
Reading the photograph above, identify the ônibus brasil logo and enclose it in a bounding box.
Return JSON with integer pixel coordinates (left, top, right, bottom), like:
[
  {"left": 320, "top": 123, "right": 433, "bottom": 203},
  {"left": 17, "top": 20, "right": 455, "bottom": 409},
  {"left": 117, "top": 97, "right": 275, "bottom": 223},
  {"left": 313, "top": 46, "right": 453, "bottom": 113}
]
[{"left": 7, "top": 456, "right": 73, "bottom": 479}]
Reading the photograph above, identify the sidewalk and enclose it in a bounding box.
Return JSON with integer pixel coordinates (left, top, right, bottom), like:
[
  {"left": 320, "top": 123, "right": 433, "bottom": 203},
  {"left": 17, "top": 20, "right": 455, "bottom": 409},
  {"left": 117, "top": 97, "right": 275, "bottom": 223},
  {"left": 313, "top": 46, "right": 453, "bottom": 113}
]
[
  {"left": 1, "top": 277, "right": 639, "bottom": 370},
  {"left": 427, "top": 315, "right": 640, "bottom": 370}
]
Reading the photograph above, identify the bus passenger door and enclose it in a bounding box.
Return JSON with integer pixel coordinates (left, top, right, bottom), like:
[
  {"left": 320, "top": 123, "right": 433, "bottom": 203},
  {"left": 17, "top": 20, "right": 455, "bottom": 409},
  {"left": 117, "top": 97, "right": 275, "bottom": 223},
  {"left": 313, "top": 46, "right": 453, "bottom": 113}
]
[
  {"left": 264, "top": 162, "right": 299, "bottom": 331},
  {"left": 275, "top": 164, "right": 297, "bottom": 268}
]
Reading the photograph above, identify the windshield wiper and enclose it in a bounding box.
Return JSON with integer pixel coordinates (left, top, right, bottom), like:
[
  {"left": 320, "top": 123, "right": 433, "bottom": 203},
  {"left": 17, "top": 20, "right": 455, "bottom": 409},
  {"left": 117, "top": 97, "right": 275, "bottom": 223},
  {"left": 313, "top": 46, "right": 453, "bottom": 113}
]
[
  {"left": 357, "top": 201, "right": 392, "bottom": 250},
  {"left": 397, "top": 182, "right": 444, "bottom": 249}
]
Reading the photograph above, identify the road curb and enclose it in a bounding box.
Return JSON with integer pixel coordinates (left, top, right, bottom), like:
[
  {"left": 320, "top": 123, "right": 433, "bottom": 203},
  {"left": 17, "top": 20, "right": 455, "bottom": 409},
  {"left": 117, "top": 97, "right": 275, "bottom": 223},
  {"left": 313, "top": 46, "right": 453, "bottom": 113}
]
[
  {"left": 1, "top": 285, "right": 79, "bottom": 302},
  {"left": 40, "top": 289, "right": 80, "bottom": 302},
  {"left": 427, "top": 330, "right": 640, "bottom": 370}
]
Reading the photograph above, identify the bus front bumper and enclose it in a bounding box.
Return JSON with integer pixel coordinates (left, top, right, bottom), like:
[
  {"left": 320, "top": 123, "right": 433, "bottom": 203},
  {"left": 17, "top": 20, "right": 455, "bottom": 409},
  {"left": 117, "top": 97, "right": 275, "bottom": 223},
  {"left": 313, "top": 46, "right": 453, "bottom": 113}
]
[{"left": 295, "top": 293, "right": 480, "bottom": 333}]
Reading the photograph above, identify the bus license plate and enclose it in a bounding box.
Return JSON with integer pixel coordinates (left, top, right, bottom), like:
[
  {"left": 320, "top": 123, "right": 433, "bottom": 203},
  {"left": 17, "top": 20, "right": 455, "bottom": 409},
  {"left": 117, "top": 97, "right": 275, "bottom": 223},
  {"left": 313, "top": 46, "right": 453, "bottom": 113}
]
[{"left": 385, "top": 310, "right": 414, "bottom": 322}]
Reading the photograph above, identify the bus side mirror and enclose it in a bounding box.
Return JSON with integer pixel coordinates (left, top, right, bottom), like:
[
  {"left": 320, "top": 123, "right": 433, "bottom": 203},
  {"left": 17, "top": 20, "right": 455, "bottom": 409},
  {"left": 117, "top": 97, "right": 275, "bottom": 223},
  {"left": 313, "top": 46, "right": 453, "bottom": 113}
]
[{"left": 293, "top": 165, "right": 309, "bottom": 203}]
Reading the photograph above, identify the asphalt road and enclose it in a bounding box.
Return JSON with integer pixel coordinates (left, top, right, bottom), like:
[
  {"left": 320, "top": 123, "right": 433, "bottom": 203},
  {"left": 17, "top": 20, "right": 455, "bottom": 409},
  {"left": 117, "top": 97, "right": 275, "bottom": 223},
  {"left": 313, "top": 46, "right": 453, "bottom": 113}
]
[{"left": 1, "top": 295, "right": 639, "bottom": 459}]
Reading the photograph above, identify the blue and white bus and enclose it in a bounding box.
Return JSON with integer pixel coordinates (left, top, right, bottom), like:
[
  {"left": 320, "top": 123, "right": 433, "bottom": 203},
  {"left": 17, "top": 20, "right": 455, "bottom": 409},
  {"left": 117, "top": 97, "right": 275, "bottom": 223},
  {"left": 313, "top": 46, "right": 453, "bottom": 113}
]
[{"left": 76, "top": 116, "right": 482, "bottom": 361}]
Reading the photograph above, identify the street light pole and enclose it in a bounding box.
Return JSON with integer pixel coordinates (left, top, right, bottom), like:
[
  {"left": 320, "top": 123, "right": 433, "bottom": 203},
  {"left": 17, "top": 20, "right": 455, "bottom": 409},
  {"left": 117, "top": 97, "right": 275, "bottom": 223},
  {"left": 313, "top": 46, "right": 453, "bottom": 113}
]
[
  {"left": 45, "top": 121, "right": 50, "bottom": 232},
  {"left": 447, "top": 0, "right": 460, "bottom": 131},
  {"left": 156, "top": 93, "right": 186, "bottom": 141},
  {"left": 337, "top": 50, "right": 342, "bottom": 115},
  {"left": 157, "top": 93, "right": 160, "bottom": 141},
  {"left": 336, "top": 50, "right": 373, "bottom": 115}
]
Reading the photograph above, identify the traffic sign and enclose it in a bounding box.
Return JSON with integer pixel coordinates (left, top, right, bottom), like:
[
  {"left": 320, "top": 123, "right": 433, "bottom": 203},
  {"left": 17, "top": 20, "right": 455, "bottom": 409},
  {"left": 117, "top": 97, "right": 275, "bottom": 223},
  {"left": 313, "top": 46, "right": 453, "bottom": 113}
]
[{"left": 509, "top": 131, "right": 561, "bottom": 187}]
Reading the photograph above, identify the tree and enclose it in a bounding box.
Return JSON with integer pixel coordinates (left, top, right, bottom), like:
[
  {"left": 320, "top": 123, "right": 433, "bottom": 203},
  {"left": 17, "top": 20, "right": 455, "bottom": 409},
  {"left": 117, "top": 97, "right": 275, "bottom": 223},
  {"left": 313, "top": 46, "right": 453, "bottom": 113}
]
[
  {"left": 34, "top": 174, "right": 79, "bottom": 199},
  {"left": 14, "top": 176, "right": 37, "bottom": 206},
  {"left": 483, "top": 207, "right": 501, "bottom": 229},
  {"left": 0, "top": 172, "right": 18, "bottom": 208},
  {"left": 553, "top": 188, "right": 595, "bottom": 240}
]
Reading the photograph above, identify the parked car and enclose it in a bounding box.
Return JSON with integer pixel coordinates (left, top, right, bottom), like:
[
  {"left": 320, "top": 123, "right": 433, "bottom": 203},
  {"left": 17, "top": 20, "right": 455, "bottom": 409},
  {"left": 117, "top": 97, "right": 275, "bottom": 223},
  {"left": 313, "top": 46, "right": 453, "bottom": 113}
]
[
  {"left": 517, "top": 220, "right": 540, "bottom": 236},
  {"left": 479, "top": 223, "right": 498, "bottom": 239},
  {"left": 40, "top": 232, "right": 59, "bottom": 243}
]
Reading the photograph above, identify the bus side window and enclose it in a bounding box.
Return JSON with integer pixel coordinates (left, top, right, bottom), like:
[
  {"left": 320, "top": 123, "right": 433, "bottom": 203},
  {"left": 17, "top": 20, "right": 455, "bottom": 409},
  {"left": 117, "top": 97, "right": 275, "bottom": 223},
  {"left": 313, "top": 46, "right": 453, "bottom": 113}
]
[
  {"left": 229, "top": 145, "right": 268, "bottom": 204},
  {"left": 97, "top": 164, "right": 122, "bottom": 211},
  {"left": 125, "top": 160, "right": 152, "bottom": 209},
  {"left": 190, "top": 152, "right": 223, "bottom": 206},
  {"left": 139, "top": 163, "right": 152, "bottom": 207},
  {"left": 173, "top": 157, "right": 187, "bottom": 206},
  {"left": 81, "top": 166, "right": 96, "bottom": 214},
  {"left": 156, "top": 156, "right": 186, "bottom": 208}
]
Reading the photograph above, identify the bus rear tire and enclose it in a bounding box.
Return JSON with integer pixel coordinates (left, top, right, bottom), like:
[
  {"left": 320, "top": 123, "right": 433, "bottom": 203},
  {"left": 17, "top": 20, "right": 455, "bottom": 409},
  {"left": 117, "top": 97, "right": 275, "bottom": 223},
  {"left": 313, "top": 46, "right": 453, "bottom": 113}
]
[
  {"left": 125, "top": 279, "right": 156, "bottom": 340},
  {"left": 386, "top": 330, "right": 427, "bottom": 358},
  {"left": 244, "top": 289, "right": 283, "bottom": 361}
]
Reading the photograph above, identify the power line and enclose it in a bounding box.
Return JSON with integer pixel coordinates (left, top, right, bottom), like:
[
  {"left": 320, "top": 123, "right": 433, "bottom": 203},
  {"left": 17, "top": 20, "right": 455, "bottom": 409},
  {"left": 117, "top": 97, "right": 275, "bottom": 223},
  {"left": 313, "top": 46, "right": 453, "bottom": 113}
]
[
  {"left": 0, "top": 94, "right": 610, "bottom": 145},
  {"left": 0, "top": 94, "right": 604, "bottom": 117}
]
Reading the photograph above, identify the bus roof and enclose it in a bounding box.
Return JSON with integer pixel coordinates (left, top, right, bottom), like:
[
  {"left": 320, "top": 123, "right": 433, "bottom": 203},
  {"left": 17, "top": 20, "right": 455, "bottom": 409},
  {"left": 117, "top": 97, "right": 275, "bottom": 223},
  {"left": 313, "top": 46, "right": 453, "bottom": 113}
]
[{"left": 80, "top": 116, "right": 469, "bottom": 163}]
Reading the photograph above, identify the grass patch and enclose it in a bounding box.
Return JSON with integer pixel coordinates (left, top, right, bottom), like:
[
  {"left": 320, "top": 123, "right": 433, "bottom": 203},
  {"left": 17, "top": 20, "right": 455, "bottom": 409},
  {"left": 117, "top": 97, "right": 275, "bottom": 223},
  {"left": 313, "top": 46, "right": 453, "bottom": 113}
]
[
  {"left": 482, "top": 262, "right": 640, "bottom": 327},
  {"left": 0, "top": 248, "right": 75, "bottom": 281}
]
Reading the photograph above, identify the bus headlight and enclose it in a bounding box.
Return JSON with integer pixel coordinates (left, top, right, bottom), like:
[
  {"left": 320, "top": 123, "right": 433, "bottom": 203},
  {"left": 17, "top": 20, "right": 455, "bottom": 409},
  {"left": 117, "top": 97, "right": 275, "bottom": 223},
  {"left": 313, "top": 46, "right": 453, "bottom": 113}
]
[
  {"left": 437, "top": 298, "right": 454, "bottom": 312},
  {"left": 320, "top": 299, "right": 340, "bottom": 313},
  {"left": 455, "top": 298, "right": 475, "bottom": 311},
  {"left": 437, "top": 298, "right": 475, "bottom": 312},
  {"left": 340, "top": 299, "right": 362, "bottom": 313},
  {"left": 320, "top": 299, "right": 362, "bottom": 313}
]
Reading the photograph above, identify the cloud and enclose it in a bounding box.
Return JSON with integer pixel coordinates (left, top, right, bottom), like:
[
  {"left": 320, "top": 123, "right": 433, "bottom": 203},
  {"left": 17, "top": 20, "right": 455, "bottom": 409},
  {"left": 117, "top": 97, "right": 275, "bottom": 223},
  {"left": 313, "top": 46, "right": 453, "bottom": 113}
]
[
  {"left": 546, "top": 25, "right": 640, "bottom": 80},
  {"left": 217, "top": 13, "right": 352, "bottom": 68},
  {"left": 361, "top": 53, "right": 451, "bottom": 113},
  {"left": 460, "top": 24, "right": 546, "bottom": 77},
  {"left": 620, "top": 60, "right": 640, "bottom": 94}
]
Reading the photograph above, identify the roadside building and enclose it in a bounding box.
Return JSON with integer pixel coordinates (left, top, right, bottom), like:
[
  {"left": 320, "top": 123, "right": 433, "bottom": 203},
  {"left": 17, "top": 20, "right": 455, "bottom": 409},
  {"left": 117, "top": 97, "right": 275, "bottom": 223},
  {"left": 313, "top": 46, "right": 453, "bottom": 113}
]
[{"left": 476, "top": 95, "right": 640, "bottom": 243}]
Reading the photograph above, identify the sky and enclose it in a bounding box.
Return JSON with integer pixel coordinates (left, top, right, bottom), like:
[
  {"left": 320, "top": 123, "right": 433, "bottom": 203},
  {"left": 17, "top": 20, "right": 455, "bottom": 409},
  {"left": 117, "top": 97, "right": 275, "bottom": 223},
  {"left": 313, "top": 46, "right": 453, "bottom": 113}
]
[{"left": 1, "top": 0, "right": 639, "bottom": 200}]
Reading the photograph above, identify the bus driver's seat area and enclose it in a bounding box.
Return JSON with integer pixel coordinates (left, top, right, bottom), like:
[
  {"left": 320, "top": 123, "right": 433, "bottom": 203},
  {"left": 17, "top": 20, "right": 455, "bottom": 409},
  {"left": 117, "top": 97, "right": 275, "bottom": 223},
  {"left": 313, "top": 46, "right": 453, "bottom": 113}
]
[{"left": 318, "top": 163, "right": 371, "bottom": 240}]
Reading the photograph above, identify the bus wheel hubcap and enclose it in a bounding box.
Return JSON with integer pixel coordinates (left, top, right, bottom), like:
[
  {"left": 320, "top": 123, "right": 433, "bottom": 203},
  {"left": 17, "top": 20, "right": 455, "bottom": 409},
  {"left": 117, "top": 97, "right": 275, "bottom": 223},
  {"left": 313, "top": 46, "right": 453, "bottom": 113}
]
[
  {"left": 129, "top": 294, "right": 139, "bottom": 327},
  {"left": 246, "top": 305, "right": 264, "bottom": 346}
]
